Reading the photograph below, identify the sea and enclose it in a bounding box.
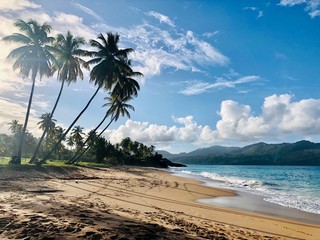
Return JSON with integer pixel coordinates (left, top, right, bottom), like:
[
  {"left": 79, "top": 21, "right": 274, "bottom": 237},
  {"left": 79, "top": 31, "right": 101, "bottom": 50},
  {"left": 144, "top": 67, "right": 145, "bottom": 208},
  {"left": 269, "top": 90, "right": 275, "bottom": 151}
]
[{"left": 170, "top": 165, "right": 320, "bottom": 215}]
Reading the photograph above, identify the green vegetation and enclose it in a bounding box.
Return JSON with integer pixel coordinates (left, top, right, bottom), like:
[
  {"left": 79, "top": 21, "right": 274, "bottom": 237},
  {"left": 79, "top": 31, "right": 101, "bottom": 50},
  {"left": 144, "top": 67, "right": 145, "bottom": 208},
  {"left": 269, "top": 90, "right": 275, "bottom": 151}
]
[
  {"left": 1, "top": 19, "right": 169, "bottom": 168},
  {"left": 0, "top": 133, "right": 181, "bottom": 168},
  {"left": 164, "top": 141, "right": 320, "bottom": 166}
]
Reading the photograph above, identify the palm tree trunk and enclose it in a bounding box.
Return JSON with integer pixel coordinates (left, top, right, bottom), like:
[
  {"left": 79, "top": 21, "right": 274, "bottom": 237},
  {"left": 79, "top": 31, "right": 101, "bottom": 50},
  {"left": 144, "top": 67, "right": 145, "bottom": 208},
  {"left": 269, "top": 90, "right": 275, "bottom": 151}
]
[
  {"left": 67, "top": 100, "right": 117, "bottom": 164},
  {"left": 38, "top": 84, "right": 102, "bottom": 165},
  {"left": 14, "top": 70, "right": 37, "bottom": 164},
  {"left": 71, "top": 115, "right": 116, "bottom": 164},
  {"left": 67, "top": 113, "right": 108, "bottom": 164},
  {"left": 30, "top": 80, "right": 66, "bottom": 163}
]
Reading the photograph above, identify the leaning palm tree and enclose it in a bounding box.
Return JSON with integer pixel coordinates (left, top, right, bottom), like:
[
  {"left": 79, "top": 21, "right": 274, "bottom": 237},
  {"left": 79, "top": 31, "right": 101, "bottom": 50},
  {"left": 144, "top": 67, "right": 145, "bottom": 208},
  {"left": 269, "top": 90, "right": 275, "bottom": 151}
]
[
  {"left": 3, "top": 19, "right": 56, "bottom": 164},
  {"left": 69, "top": 95, "right": 135, "bottom": 164},
  {"left": 30, "top": 31, "right": 88, "bottom": 163},
  {"left": 39, "top": 32, "right": 134, "bottom": 164},
  {"left": 68, "top": 60, "right": 141, "bottom": 164}
]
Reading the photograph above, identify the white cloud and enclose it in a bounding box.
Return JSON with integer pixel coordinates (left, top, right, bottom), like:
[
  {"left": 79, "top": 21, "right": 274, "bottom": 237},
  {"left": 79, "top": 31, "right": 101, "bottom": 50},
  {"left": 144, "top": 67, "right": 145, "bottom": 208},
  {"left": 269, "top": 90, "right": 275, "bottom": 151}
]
[
  {"left": 103, "top": 94, "right": 320, "bottom": 150},
  {"left": 147, "top": 11, "right": 175, "bottom": 27},
  {"left": 279, "top": 0, "right": 320, "bottom": 18},
  {"left": 215, "top": 100, "right": 269, "bottom": 140},
  {"left": 105, "top": 120, "right": 177, "bottom": 144},
  {"left": 0, "top": 8, "right": 95, "bottom": 137},
  {"left": 279, "top": 0, "right": 306, "bottom": 6},
  {"left": 95, "top": 18, "right": 228, "bottom": 79},
  {"left": 0, "top": 97, "right": 43, "bottom": 136},
  {"left": 73, "top": 3, "right": 105, "bottom": 22},
  {"left": 202, "top": 31, "right": 219, "bottom": 38},
  {"left": 0, "top": 0, "right": 40, "bottom": 12},
  {"left": 215, "top": 94, "right": 320, "bottom": 141},
  {"left": 179, "top": 75, "right": 260, "bottom": 95},
  {"left": 244, "top": 6, "right": 264, "bottom": 18},
  {"left": 52, "top": 12, "right": 95, "bottom": 39}
]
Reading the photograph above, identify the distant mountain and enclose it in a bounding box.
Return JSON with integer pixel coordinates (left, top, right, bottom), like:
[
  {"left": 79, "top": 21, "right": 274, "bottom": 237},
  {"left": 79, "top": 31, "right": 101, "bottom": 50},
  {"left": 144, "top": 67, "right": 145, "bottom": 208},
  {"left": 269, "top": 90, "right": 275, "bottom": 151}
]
[
  {"left": 158, "top": 145, "right": 239, "bottom": 159},
  {"left": 159, "top": 141, "right": 320, "bottom": 166}
]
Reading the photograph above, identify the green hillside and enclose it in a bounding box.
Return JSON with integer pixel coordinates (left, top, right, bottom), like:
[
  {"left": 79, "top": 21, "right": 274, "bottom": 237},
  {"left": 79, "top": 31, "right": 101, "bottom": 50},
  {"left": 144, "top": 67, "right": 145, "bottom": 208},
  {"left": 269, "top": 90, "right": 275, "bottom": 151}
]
[{"left": 164, "top": 141, "right": 320, "bottom": 166}]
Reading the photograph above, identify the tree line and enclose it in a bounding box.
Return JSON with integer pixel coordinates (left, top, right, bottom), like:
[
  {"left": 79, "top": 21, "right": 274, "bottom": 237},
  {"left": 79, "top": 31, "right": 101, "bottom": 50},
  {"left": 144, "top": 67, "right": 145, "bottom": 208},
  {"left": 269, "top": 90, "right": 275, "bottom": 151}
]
[
  {"left": 1, "top": 123, "right": 168, "bottom": 167},
  {"left": 2, "top": 19, "right": 142, "bottom": 165}
]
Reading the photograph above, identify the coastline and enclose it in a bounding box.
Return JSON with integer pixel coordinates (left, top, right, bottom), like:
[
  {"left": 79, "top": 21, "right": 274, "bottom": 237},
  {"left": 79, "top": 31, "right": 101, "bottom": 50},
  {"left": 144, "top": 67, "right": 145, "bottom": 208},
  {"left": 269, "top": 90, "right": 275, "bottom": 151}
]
[
  {"left": 0, "top": 165, "right": 319, "bottom": 239},
  {"left": 171, "top": 168, "right": 320, "bottom": 225}
]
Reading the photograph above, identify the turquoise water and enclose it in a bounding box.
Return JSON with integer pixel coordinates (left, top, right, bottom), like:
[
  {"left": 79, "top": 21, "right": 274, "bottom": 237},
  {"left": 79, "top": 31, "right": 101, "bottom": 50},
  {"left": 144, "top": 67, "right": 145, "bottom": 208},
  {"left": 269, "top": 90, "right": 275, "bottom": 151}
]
[{"left": 170, "top": 165, "right": 320, "bottom": 214}]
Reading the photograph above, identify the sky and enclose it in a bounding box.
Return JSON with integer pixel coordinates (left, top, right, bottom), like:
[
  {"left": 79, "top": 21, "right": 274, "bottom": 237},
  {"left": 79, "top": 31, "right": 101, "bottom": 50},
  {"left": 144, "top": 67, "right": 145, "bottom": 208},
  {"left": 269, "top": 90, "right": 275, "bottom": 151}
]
[{"left": 0, "top": 0, "right": 320, "bottom": 153}]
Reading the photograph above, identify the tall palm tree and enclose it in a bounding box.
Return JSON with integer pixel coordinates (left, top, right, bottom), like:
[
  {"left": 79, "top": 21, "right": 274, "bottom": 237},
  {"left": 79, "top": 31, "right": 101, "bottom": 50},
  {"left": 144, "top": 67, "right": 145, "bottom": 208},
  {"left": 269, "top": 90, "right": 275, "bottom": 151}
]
[
  {"left": 40, "top": 32, "right": 134, "bottom": 164},
  {"left": 3, "top": 19, "right": 56, "bottom": 164},
  {"left": 70, "top": 95, "right": 135, "bottom": 164},
  {"left": 68, "top": 64, "right": 142, "bottom": 164},
  {"left": 31, "top": 31, "right": 88, "bottom": 163},
  {"left": 37, "top": 113, "right": 56, "bottom": 152}
]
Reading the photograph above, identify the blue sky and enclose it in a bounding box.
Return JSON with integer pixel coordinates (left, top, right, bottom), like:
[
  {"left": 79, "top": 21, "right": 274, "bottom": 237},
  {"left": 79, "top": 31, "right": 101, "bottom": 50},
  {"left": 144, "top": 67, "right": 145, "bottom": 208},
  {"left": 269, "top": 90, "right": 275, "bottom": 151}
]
[{"left": 0, "top": 0, "right": 320, "bottom": 153}]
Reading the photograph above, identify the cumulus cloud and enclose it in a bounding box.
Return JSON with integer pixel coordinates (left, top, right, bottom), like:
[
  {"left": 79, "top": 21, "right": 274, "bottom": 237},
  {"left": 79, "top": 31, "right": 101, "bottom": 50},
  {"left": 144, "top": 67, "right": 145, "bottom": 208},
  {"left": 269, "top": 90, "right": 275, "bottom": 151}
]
[
  {"left": 103, "top": 94, "right": 320, "bottom": 150},
  {"left": 179, "top": 75, "right": 260, "bottom": 95},
  {"left": 279, "top": 0, "right": 320, "bottom": 18},
  {"left": 105, "top": 120, "right": 177, "bottom": 144},
  {"left": 215, "top": 94, "right": 320, "bottom": 141}
]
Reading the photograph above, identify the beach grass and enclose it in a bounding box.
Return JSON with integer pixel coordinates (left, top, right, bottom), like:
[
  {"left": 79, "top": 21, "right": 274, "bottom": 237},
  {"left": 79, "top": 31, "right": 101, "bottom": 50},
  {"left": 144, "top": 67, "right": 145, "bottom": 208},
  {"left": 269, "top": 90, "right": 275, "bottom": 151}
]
[{"left": 0, "top": 156, "right": 111, "bottom": 171}]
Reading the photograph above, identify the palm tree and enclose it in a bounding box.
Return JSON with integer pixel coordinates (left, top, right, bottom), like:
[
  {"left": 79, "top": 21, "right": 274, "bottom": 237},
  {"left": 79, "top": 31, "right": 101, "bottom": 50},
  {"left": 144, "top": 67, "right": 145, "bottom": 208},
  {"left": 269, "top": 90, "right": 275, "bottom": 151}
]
[
  {"left": 31, "top": 31, "right": 88, "bottom": 163},
  {"left": 8, "top": 120, "right": 22, "bottom": 134},
  {"left": 68, "top": 65, "right": 142, "bottom": 164},
  {"left": 3, "top": 19, "right": 56, "bottom": 164},
  {"left": 37, "top": 113, "right": 56, "bottom": 153},
  {"left": 8, "top": 120, "right": 23, "bottom": 157},
  {"left": 39, "top": 32, "right": 134, "bottom": 164},
  {"left": 110, "top": 58, "right": 141, "bottom": 99},
  {"left": 51, "top": 126, "right": 65, "bottom": 159},
  {"left": 70, "top": 95, "right": 135, "bottom": 164},
  {"left": 70, "top": 125, "right": 84, "bottom": 151}
]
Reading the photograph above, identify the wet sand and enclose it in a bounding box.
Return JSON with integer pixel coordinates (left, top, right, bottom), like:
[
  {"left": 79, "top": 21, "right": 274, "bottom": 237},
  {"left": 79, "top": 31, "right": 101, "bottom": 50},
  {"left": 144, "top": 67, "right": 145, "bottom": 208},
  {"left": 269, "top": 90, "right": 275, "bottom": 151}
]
[{"left": 0, "top": 165, "right": 319, "bottom": 239}]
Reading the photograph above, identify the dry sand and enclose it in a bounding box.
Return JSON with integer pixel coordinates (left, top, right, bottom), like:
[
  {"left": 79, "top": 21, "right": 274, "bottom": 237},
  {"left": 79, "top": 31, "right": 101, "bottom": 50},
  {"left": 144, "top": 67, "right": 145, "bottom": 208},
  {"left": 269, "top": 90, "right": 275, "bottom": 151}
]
[{"left": 0, "top": 165, "right": 319, "bottom": 239}]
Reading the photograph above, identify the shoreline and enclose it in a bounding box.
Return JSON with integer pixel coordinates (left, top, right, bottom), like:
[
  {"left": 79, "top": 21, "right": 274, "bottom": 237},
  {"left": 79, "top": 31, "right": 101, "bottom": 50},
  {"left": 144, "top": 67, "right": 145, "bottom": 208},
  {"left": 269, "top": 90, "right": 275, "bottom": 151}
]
[
  {"left": 170, "top": 169, "right": 320, "bottom": 225},
  {"left": 0, "top": 165, "right": 319, "bottom": 239}
]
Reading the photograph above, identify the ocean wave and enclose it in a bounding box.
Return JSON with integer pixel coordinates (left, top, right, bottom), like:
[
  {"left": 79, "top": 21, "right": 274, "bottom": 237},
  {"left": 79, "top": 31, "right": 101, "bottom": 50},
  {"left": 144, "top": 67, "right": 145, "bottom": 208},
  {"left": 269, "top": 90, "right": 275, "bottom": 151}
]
[
  {"left": 181, "top": 170, "right": 264, "bottom": 189},
  {"left": 172, "top": 168, "right": 320, "bottom": 215},
  {"left": 264, "top": 196, "right": 320, "bottom": 214}
]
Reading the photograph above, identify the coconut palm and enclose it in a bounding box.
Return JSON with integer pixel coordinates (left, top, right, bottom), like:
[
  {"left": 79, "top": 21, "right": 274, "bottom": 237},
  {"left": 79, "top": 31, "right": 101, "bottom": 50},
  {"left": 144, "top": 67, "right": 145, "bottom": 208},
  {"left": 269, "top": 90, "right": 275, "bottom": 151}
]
[
  {"left": 39, "top": 32, "right": 134, "bottom": 164},
  {"left": 70, "top": 95, "right": 135, "bottom": 164},
  {"left": 37, "top": 113, "right": 56, "bottom": 152},
  {"left": 31, "top": 31, "right": 88, "bottom": 163},
  {"left": 8, "top": 120, "right": 23, "bottom": 157},
  {"left": 51, "top": 126, "right": 65, "bottom": 159},
  {"left": 8, "top": 120, "right": 22, "bottom": 134},
  {"left": 70, "top": 125, "right": 84, "bottom": 151},
  {"left": 3, "top": 19, "right": 56, "bottom": 164},
  {"left": 68, "top": 64, "right": 142, "bottom": 164}
]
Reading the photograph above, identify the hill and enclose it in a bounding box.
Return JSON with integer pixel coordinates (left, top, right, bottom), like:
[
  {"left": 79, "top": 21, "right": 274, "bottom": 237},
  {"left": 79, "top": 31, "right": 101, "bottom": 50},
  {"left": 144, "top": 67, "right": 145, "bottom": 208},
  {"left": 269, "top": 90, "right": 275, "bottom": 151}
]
[{"left": 160, "top": 141, "right": 320, "bottom": 166}]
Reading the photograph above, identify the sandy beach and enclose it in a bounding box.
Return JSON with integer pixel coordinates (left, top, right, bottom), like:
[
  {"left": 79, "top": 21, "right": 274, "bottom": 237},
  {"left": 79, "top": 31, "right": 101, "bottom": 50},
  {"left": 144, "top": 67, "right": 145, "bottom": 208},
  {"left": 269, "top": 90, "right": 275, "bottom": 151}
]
[{"left": 0, "top": 166, "right": 319, "bottom": 240}]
